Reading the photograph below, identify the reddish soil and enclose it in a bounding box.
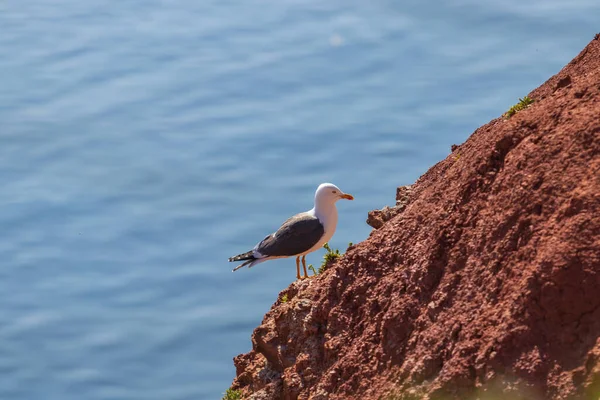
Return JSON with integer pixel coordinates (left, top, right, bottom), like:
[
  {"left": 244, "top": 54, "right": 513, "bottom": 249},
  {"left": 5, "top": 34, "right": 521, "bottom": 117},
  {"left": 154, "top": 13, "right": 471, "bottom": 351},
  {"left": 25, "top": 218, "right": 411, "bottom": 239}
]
[{"left": 230, "top": 36, "right": 600, "bottom": 400}]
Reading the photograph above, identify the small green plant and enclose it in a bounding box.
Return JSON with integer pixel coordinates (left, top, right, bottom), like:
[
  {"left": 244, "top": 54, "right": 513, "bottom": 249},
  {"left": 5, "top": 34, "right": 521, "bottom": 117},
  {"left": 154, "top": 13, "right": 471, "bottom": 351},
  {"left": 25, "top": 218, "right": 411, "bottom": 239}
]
[
  {"left": 308, "top": 242, "right": 352, "bottom": 276},
  {"left": 319, "top": 242, "right": 341, "bottom": 274},
  {"left": 504, "top": 96, "right": 534, "bottom": 118},
  {"left": 281, "top": 293, "right": 288, "bottom": 303},
  {"left": 222, "top": 388, "right": 242, "bottom": 400}
]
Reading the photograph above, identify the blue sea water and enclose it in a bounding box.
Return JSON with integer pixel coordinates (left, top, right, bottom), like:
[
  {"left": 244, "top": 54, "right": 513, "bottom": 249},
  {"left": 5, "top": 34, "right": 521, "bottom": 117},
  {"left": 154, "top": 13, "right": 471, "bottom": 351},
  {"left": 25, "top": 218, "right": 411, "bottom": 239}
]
[{"left": 1, "top": 1, "right": 598, "bottom": 399}]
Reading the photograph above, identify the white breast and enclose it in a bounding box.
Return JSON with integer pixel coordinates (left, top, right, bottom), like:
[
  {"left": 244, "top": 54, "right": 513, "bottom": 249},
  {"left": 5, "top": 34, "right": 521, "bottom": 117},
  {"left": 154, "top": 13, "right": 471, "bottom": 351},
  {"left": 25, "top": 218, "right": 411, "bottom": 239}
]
[{"left": 303, "top": 205, "right": 338, "bottom": 255}]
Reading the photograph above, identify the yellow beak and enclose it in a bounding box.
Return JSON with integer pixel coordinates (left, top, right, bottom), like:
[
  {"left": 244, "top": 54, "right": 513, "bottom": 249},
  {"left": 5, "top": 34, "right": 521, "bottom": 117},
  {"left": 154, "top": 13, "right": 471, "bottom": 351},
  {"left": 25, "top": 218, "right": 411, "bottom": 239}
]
[{"left": 340, "top": 193, "right": 354, "bottom": 200}]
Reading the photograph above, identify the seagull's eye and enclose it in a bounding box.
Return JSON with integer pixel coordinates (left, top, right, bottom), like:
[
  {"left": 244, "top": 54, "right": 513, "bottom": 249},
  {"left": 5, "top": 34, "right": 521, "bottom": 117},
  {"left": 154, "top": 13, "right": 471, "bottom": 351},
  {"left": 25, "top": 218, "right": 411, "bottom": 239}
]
[{"left": 332, "top": 190, "right": 337, "bottom": 194}]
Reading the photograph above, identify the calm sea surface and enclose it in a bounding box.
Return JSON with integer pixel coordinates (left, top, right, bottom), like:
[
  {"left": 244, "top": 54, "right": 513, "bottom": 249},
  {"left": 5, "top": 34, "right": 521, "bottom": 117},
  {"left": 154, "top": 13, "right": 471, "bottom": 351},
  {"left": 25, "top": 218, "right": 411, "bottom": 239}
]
[{"left": 1, "top": 1, "right": 598, "bottom": 399}]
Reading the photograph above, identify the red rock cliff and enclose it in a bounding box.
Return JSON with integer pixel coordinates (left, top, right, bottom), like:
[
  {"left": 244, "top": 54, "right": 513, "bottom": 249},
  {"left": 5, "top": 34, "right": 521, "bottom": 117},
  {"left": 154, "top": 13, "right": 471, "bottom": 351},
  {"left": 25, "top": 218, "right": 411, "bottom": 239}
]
[{"left": 230, "top": 36, "right": 600, "bottom": 400}]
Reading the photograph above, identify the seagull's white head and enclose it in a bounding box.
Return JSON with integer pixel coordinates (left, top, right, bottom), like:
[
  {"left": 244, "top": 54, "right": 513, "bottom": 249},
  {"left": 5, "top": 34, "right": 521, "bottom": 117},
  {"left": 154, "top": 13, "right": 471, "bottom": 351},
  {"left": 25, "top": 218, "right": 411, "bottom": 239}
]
[{"left": 314, "top": 183, "right": 354, "bottom": 206}]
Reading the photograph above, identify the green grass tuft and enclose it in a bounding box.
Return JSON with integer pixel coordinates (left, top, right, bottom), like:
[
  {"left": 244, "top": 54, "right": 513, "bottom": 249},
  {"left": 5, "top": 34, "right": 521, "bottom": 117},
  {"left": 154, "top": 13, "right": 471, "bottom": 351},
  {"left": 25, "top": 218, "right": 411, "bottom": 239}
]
[
  {"left": 504, "top": 96, "right": 534, "bottom": 118},
  {"left": 222, "top": 388, "right": 242, "bottom": 400},
  {"left": 319, "top": 242, "right": 342, "bottom": 274},
  {"left": 307, "top": 242, "right": 353, "bottom": 276},
  {"left": 281, "top": 293, "right": 288, "bottom": 303}
]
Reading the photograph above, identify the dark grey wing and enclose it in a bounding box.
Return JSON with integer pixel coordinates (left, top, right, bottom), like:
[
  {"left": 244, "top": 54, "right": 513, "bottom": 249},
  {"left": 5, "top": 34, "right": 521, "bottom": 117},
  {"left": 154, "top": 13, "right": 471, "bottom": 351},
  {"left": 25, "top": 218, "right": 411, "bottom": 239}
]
[{"left": 256, "top": 213, "right": 325, "bottom": 257}]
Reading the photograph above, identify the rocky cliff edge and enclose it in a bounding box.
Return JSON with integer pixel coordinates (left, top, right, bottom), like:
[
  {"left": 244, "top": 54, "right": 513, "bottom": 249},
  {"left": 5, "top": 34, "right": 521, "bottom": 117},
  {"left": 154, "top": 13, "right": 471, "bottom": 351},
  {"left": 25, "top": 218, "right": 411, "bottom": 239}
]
[{"left": 230, "top": 36, "right": 600, "bottom": 400}]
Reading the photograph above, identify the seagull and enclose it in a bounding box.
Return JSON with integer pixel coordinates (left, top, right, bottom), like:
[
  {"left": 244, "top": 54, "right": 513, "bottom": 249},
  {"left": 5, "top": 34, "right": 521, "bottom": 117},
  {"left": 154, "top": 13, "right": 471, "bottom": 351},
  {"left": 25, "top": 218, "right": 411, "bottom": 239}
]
[{"left": 228, "top": 183, "right": 354, "bottom": 280}]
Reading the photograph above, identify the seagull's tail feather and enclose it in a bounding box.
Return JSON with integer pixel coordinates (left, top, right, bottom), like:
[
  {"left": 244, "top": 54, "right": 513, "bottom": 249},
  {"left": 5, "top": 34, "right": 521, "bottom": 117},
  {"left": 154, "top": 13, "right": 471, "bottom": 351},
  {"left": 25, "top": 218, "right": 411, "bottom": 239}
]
[
  {"left": 230, "top": 254, "right": 271, "bottom": 272},
  {"left": 228, "top": 251, "right": 254, "bottom": 262},
  {"left": 232, "top": 258, "right": 256, "bottom": 272},
  {"left": 229, "top": 250, "right": 261, "bottom": 272}
]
